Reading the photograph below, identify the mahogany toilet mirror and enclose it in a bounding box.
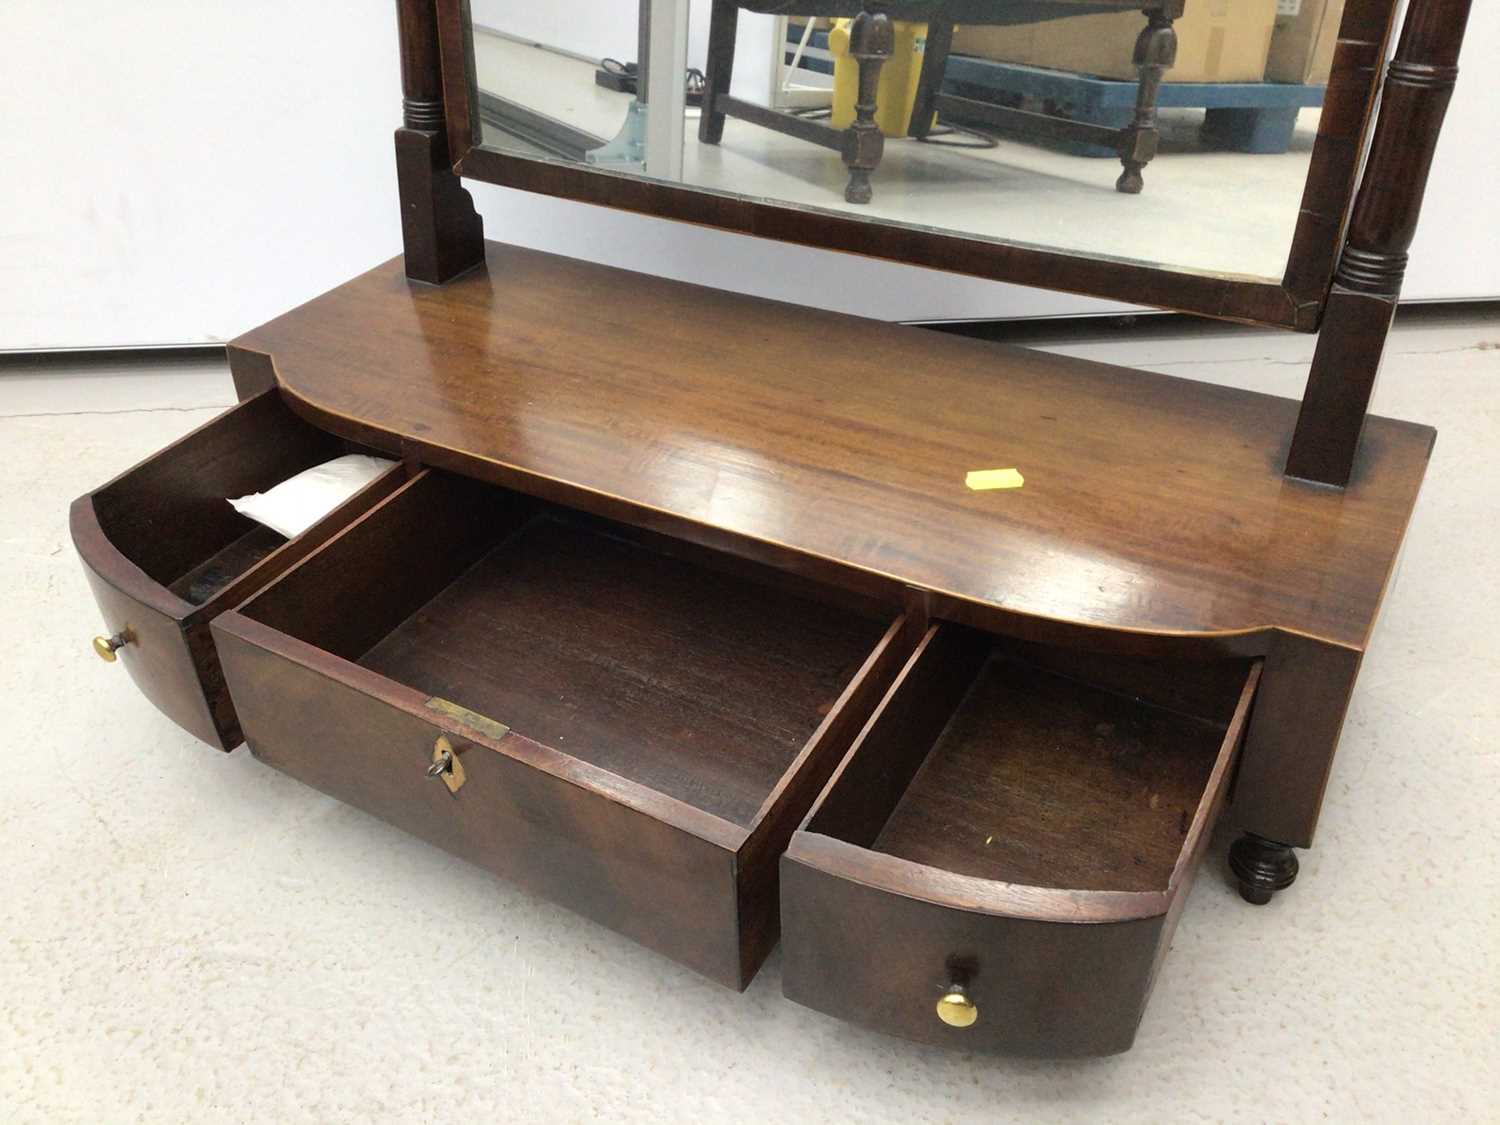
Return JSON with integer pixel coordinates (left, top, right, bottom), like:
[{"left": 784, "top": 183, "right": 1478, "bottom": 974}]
[{"left": 72, "top": 0, "right": 1475, "bottom": 1058}]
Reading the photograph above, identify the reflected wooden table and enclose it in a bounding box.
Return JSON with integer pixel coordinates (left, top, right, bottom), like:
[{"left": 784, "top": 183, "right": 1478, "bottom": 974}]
[{"left": 699, "top": 1, "right": 1185, "bottom": 201}]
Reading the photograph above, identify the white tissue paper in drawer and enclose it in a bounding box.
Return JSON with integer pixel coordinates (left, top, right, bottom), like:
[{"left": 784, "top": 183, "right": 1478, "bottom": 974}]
[{"left": 228, "top": 454, "right": 397, "bottom": 538}]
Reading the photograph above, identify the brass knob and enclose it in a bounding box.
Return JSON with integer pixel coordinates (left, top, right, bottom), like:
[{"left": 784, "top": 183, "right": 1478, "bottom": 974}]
[
  {"left": 936, "top": 985, "right": 978, "bottom": 1029},
  {"left": 93, "top": 631, "right": 132, "bottom": 663}
]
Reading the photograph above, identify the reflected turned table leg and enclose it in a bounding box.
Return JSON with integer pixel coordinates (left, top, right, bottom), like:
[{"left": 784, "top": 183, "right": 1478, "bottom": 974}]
[
  {"left": 1116, "top": 5, "right": 1180, "bottom": 195},
  {"left": 1229, "top": 833, "right": 1300, "bottom": 905},
  {"left": 841, "top": 8, "right": 894, "bottom": 204},
  {"left": 699, "top": 0, "right": 738, "bottom": 145},
  {"left": 907, "top": 19, "right": 954, "bottom": 141}
]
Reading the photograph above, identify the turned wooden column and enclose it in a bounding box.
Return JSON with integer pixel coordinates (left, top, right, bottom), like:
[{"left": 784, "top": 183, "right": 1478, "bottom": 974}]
[
  {"left": 1116, "top": 4, "right": 1181, "bottom": 195},
  {"left": 395, "top": 0, "right": 484, "bottom": 284},
  {"left": 1285, "top": 0, "right": 1473, "bottom": 486},
  {"left": 841, "top": 8, "right": 894, "bottom": 205}
]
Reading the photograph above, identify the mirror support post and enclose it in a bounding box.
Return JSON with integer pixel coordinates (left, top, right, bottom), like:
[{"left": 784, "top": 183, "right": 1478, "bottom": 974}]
[
  {"left": 395, "top": 0, "right": 484, "bottom": 284},
  {"left": 1285, "top": 0, "right": 1473, "bottom": 486}
]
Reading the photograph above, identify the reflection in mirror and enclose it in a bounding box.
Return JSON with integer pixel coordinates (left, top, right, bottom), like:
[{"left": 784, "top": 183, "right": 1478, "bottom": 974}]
[{"left": 468, "top": 2, "right": 1334, "bottom": 281}]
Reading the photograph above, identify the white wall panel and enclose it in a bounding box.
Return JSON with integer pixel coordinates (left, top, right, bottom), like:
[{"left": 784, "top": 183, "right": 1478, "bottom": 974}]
[{"left": 1, "top": 1, "right": 1491, "bottom": 351}]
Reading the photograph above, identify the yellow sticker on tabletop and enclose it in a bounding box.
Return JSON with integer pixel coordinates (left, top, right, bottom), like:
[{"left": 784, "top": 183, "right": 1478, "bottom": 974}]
[{"left": 965, "top": 468, "right": 1024, "bottom": 491}]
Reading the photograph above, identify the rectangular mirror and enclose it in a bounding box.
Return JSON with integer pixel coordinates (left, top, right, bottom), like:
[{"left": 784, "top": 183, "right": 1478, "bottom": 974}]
[{"left": 442, "top": 1, "right": 1398, "bottom": 328}]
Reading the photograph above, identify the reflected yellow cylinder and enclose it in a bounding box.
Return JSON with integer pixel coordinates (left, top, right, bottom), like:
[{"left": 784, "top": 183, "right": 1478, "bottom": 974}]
[{"left": 829, "top": 19, "right": 932, "bottom": 137}]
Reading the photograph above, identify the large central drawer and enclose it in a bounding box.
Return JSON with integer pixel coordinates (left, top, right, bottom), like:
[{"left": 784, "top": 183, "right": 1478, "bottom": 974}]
[{"left": 211, "top": 469, "right": 913, "bottom": 988}]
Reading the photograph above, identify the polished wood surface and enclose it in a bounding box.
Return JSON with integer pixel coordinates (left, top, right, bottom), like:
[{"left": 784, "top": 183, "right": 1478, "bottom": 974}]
[
  {"left": 783, "top": 845, "right": 1171, "bottom": 1056},
  {"left": 72, "top": 523, "right": 226, "bottom": 748},
  {"left": 214, "top": 611, "right": 751, "bottom": 985},
  {"left": 87, "top": 390, "right": 336, "bottom": 591},
  {"left": 64, "top": 0, "right": 1465, "bottom": 1057},
  {"left": 801, "top": 624, "right": 1256, "bottom": 905},
  {"left": 212, "top": 468, "right": 913, "bottom": 987},
  {"left": 358, "top": 515, "right": 890, "bottom": 826},
  {"left": 870, "top": 650, "right": 1229, "bottom": 892},
  {"left": 233, "top": 242, "right": 1432, "bottom": 654},
  {"left": 779, "top": 623, "right": 1258, "bottom": 1055}
]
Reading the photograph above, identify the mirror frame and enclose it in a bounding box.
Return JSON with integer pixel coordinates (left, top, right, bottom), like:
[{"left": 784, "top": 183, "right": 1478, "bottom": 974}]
[{"left": 433, "top": 0, "right": 1402, "bottom": 331}]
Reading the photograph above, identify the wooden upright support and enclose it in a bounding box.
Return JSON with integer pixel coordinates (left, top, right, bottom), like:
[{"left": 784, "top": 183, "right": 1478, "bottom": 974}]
[
  {"left": 1115, "top": 4, "right": 1181, "bottom": 195},
  {"left": 1285, "top": 0, "right": 1473, "bottom": 486},
  {"left": 840, "top": 9, "right": 894, "bottom": 204},
  {"left": 395, "top": 0, "right": 484, "bottom": 284}
]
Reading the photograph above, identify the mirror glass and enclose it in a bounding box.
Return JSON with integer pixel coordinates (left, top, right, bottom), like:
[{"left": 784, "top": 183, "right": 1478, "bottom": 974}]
[{"left": 468, "top": 1, "right": 1333, "bottom": 281}]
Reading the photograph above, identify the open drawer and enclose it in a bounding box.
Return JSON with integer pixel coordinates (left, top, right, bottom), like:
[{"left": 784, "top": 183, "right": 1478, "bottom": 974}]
[
  {"left": 781, "top": 623, "right": 1260, "bottom": 1057},
  {"left": 210, "top": 469, "right": 914, "bottom": 988},
  {"left": 70, "top": 391, "right": 407, "bottom": 749}
]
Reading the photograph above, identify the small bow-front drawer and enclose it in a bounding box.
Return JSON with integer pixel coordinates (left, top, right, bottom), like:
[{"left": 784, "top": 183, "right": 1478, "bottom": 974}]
[
  {"left": 71, "top": 391, "right": 404, "bottom": 748},
  {"left": 781, "top": 623, "right": 1260, "bottom": 1056}
]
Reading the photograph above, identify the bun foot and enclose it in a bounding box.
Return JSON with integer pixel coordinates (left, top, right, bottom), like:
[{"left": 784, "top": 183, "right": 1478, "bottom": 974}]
[
  {"left": 844, "top": 170, "right": 874, "bottom": 205},
  {"left": 1116, "top": 165, "right": 1145, "bottom": 195},
  {"left": 1229, "top": 833, "right": 1299, "bottom": 905}
]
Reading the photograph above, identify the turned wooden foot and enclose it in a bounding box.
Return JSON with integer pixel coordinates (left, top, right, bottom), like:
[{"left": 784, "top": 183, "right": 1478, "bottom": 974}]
[
  {"left": 1116, "top": 10, "right": 1178, "bottom": 195},
  {"left": 1229, "top": 833, "right": 1299, "bottom": 905},
  {"left": 841, "top": 9, "right": 893, "bottom": 204}
]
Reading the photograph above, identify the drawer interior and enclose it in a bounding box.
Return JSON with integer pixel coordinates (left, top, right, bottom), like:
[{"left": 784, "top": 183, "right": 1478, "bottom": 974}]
[
  {"left": 90, "top": 391, "right": 381, "bottom": 606},
  {"left": 807, "top": 625, "right": 1254, "bottom": 893},
  {"left": 237, "top": 471, "right": 894, "bottom": 826}
]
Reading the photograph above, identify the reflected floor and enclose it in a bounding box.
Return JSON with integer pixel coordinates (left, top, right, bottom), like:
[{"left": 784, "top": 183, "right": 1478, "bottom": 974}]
[{"left": 474, "top": 28, "right": 1314, "bottom": 281}]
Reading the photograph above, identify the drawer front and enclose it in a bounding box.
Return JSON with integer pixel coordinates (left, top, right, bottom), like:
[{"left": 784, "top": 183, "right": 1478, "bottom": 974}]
[
  {"left": 70, "top": 392, "right": 406, "bottom": 749},
  {"left": 212, "top": 615, "right": 748, "bottom": 987},
  {"left": 72, "top": 498, "right": 232, "bottom": 748},
  {"left": 780, "top": 626, "right": 1260, "bottom": 1056},
  {"left": 781, "top": 839, "right": 1165, "bottom": 1056}
]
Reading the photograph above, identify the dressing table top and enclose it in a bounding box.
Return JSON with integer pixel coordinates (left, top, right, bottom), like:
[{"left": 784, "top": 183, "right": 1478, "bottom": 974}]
[{"left": 234, "top": 242, "right": 1432, "bottom": 653}]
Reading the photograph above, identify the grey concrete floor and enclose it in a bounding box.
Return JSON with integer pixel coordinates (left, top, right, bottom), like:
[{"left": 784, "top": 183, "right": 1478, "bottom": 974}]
[{"left": 2, "top": 307, "right": 1497, "bottom": 1123}]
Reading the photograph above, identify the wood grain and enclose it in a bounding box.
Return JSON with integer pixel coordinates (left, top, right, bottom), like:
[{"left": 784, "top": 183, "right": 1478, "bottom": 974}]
[
  {"left": 232, "top": 243, "right": 1432, "bottom": 652},
  {"left": 782, "top": 844, "right": 1169, "bottom": 1056},
  {"left": 89, "top": 390, "right": 339, "bottom": 590},
  {"left": 779, "top": 624, "right": 1258, "bottom": 1055},
  {"left": 214, "top": 469, "right": 913, "bottom": 987},
  {"left": 356, "top": 514, "right": 889, "bottom": 826},
  {"left": 871, "top": 652, "right": 1228, "bottom": 893},
  {"left": 213, "top": 613, "right": 751, "bottom": 986}
]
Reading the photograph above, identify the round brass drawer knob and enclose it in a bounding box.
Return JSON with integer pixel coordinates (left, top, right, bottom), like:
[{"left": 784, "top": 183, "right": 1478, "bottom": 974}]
[
  {"left": 93, "top": 631, "right": 132, "bottom": 663},
  {"left": 936, "top": 987, "right": 978, "bottom": 1029}
]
